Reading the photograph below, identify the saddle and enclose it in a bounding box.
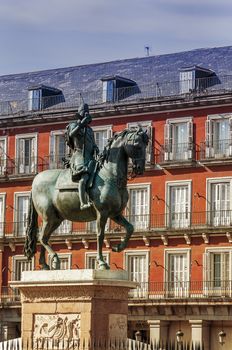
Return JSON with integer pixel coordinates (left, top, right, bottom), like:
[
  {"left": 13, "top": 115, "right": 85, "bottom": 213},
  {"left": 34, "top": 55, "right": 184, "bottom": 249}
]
[{"left": 56, "top": 161, "right": 98, "bottom": 191}]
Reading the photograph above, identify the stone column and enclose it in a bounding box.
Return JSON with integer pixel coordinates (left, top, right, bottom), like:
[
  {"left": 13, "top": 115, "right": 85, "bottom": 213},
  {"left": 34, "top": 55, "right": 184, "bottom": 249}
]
[
  {"left": 189, "top": 320, "right": 210, "bottom": 350},
  {"left": 148, "top": 320, "right": 169, "bottom": 345},
  {"left": 11, "top": 270, "right": 136, "bottom": 349}
]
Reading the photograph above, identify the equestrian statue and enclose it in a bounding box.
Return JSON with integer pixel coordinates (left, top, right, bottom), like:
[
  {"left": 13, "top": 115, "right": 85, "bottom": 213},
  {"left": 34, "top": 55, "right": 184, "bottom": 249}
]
[{"left": 24, "top": 103, "right": 149, "bottom": 270}]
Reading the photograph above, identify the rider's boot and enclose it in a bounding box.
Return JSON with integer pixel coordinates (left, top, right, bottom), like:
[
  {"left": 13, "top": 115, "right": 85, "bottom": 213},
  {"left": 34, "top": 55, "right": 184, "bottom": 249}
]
[{"left": 79, "top": 175, "right": 91, "bottom": 210}]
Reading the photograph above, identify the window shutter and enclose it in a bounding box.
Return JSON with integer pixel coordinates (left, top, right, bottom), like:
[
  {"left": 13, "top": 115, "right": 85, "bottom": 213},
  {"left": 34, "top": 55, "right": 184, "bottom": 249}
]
[
  {"left": 205, "top": 119, "right": 214, "bottom": 158},
  {"left": 203, "top": 252, "right": 210, "bottom": 295},
  {"left": 18, "top": 139, "right": 25, "bottom": 173},
  {"left": 229, "top": 118, "right": 232, "bottom": 156},
  {"left": 187, "top": 121, "right": 193, "bottom": 159},
  {"left": 31, "top": 137, "right": 36, "bottom": 173},
  {"left": 107, "top": 128, "right": 112, "bottom": 140},
  {"left": 164, "top": 123, "right": 172, "bottom": 160},
  {"left": 146, "top": 125, "right": 153, "bottom": 163},
  {"left": 50, "top": 133, "right": 55, "bottom": 166}
]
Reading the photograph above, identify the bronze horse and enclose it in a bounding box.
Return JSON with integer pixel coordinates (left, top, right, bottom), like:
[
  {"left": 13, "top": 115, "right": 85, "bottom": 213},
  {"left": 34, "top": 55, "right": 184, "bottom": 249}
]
[{"left": 24, "top": 128, "right": 148, "bottom": 270}]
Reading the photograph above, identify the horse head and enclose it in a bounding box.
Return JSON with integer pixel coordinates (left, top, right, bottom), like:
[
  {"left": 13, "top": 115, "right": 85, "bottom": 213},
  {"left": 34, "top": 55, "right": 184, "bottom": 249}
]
[{"left": 124, "top": 127, "right": 149, "bottom": 175}]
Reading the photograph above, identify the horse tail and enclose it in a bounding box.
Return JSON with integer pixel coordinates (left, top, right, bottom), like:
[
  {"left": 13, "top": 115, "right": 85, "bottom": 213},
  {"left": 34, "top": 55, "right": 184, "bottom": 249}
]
[{"left": 24, "top": 194, "right": 38, "bottom": 260}]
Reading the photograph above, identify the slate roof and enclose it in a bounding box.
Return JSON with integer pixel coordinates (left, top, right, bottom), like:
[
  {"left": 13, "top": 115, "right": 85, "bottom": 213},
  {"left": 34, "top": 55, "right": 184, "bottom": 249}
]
[{"left": 1, "top": 45, "right": 232, "bottom": 104}]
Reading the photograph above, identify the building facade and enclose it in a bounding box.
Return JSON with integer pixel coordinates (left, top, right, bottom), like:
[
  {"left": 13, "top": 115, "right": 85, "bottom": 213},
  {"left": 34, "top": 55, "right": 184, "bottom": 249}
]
[{"left": 0, "top": 46, "right": 232, "bottom": 349}]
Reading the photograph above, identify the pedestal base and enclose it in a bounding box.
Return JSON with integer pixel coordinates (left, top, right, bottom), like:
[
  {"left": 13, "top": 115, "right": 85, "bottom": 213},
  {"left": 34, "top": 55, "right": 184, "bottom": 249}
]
[{"left": 11, "top": 270, "right": 136, "bottom": 347}]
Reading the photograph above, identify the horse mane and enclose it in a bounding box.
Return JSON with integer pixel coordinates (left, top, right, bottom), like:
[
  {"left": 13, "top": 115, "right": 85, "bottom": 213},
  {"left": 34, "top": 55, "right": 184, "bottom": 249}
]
[{"left": 98, "top": 128, "right": 148, "bottom": 166}]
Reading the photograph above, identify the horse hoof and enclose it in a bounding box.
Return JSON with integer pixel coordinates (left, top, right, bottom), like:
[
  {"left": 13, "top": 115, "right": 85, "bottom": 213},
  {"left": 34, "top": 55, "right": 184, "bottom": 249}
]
[
  {"left": 42, "top": 264, "right": 50, "bottom": 270},
  {"left": 112, "top": 244, "right": 124, "bottom": 253},
  {"left": 98, "top": 262, "right": 110, "bottom": 270}
]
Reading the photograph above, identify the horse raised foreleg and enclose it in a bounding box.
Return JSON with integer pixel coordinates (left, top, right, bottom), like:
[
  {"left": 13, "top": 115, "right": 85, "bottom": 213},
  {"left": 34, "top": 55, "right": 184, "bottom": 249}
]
[
  {"left": 39, "top": 219, "right": 62, "bottom": 270},
  {"left": 96, "top": 213, "right": 110, "bottom": 270},
  {"left": 111, "top": 214, "right": 134, "bottom": 252}
]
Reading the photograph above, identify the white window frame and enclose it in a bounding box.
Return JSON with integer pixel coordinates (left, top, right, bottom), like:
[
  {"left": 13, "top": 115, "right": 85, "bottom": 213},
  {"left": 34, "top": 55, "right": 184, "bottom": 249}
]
[
  {"left": 164, "top": 248, "right": 191, "bottom": 297},
  {"left": 48, "top": 253, "right": 72, "bottom": 270},
  {"left": 124, "top": 250, "right": 149, "bottom": 298},
  {"left": 49, "top": 130, "right": 68, "bottom": 169},
  {"left": 127, "top": 121, "right": 153, "bottom": 163},
  {"left": 12, "top": 255, "right": 35, "bottom": 281},
  {"left": 0, "top": 136, "right": 7, "bottom": 175},
  {"left": 206, "top": 177, "right": 232, "bottom": 227},
  {"left": 127, "top": 183, "right": 151, "bottom": 231},
  {"left": 15, "top": 133, "right": 38, "bottom": 174},
  {"left": 85, "top": 252, "right": 110, "bottom": 269},
  {"left": 0, "top": 193, "right": 6, "bottom": 237},
  {"left": 164, "top": 117, "right": 193, "bottom": 161},
  {"left": 165, "top": 180, "right": 192, "bottom": 228},
  {"left": 92, "top": 125, "right": 113, "bottom": 153},
  {"left": 204, "top": 247, "right": 232, "bottom": 297},
  {"left": 14, "top": 191, "right": 30, "bottom": 236},
  {"left": 205, "top": 113, "right": 232, "bottom": 158}
]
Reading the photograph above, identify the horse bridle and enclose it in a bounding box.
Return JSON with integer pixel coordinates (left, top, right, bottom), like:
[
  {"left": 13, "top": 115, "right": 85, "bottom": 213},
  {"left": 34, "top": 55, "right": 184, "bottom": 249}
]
[{"left": 125, "top": 130, "right": 146, "bottom": 178}]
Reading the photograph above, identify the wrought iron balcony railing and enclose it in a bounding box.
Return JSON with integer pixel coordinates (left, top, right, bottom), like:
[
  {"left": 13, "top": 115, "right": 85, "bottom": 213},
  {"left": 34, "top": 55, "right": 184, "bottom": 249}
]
[
  {"left": 200, "top": 139, "right": 232, "bottom": 160},
  {"left": 157, "top": 141, "right": 195, "bottom": 163},
  {"left": 2, "top": 210, "right": 232, "bottom": 238},
  {"left": 129, "top": 280, "right": 232, "bottom": 299},
  {"left": 1, "top": 75, "right": 232, "bottom": 116}
]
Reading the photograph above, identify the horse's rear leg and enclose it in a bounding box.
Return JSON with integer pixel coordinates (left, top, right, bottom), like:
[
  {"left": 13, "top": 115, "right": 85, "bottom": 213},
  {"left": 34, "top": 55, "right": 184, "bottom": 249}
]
[
  {"left": 39, "top": 219, "right": 62, "bottom": 270},
  {"left": 111, "top": 214, "right": 134, "bottom": 252},
  {"left": 96, "top": 213, "right": 110, "bottom": 270}
]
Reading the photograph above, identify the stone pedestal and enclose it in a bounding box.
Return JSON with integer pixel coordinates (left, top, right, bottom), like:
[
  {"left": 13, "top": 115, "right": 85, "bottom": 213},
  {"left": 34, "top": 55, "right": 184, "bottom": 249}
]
[
  {"left": 148, "top": 320, "right": 169, "bottom": 344},
  {"left": 11, "top": 270, "right": 136, "bottom": 348},
  {"left": 189, "top": 320, "right": 210, "bottom": 350}
]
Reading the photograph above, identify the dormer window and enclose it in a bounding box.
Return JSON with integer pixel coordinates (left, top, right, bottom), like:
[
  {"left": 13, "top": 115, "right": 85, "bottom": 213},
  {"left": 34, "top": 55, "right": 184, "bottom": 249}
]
[
  {"left": 28, "top": 85, "right": 64, "bottom": 111},
  {"left": 101, "top": 76, "right": 137, "bottom": 103},
  {"left": 179, "top": 66, "right": 216, "bottom": 94}
]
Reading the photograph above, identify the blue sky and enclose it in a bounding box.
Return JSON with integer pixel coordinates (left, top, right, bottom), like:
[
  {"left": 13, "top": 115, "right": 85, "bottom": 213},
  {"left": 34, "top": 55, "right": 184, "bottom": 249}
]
[{"left": 1, "top": 0, "right": 232, "bottom": 75}]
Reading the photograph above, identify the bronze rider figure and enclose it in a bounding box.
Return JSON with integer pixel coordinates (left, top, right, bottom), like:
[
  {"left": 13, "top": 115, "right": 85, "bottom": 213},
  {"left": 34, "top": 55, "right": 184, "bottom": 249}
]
[{"left": 65, "top": 103, "right": 98, "bottom": 210}]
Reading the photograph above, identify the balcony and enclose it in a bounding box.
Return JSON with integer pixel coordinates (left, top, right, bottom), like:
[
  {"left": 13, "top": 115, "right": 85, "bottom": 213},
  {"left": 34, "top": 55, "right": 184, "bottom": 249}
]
[
  {"left": 1, "top": 75, "right": 232, "bottom": 116},
  {"left": 0, "top": 156, "right": 66, "bottom": 181},
  {"left": 200, "top": 139, "right": 232, "bottom": 165},
  {"left": 0, "top": 286, "right": 20, "bottom": 304},
  {"left": 129, "top": 280, "right": 232, "bottom": 300},
  {"left": 157, "top": 142, "right": 195, "bottom": 168},
  {"left": 2, "top": 210, "right": 232, "bottom": 239}
]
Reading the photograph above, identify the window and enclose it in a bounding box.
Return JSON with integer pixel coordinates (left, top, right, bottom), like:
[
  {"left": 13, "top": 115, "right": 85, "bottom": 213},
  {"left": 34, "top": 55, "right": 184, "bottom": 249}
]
[
  {"left": 16, "top": 134, "right": 37, "bottom": 174},
  {"left": 101, "top": 76, "right": 137, "bottom": 103},
  {"left": 207, "top": 178, "right": 232, "bottom": 227},
  {"left": 12, "top": 255, "right": 34, "bottom": 281},
  {"left": 14, "top": 193, "right": 30, "bottom": 236},
  {"left": 128, "top": 185, "right": 150, "bottom": 230},
  {"left": 48, "top": 253, "right": 71, "bottom": 270},
  {"left": 205, "top": 115, "right": 232, "bottom": 158},
  {"left": 166, "top": 181, "right": 191, "bottom": 228},
  {"left": 102, "top": 80, "right": 115, "bottom": 103},
  {"left": 50, "top": 131, "right": 68, "bottom": 168},
  {"left": 28, "top": 89, "right": 42, "bottom": 111},
  {"left": 28, "top": 86, "right": 64, "bottom": 111},
  {"left": 0, "top": 137, "right": 7, "bottom": 175},
  {"left": 164, "top": 118, "right": 193, "bottom": 162},
  {"left": 127, "top": 121, "right": 153, "bottom": 163},
  {"left": 93, "top": 126, "right": 112, "bottom": 153},
  {"left": 85, "top": 252, "right": 109, "bottom": 269},
  {"left": 180, "top": 70, "right": 194, "bottom": 94},
  {"left": 204, "top": 249, "right": 232, "bottom": 296},
  {"left": 165, "top": 249, "right": 190, "bottom": 297},
  {"left": 0, "top": 194, "right": 6, "bottom": 237},
  {"left": 125, "top": 251, "right": 149, "bottom": 298}
]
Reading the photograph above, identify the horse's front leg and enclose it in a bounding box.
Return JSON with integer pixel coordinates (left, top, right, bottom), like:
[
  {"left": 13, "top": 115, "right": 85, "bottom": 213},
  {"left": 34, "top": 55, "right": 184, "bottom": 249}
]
[
  {"left": 96, "top": 213, "right": 110, "bottom": 270},
  {"left": 111, "top": 214, "right": 134, "bottom": 252}
]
